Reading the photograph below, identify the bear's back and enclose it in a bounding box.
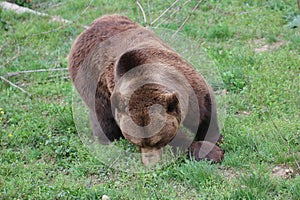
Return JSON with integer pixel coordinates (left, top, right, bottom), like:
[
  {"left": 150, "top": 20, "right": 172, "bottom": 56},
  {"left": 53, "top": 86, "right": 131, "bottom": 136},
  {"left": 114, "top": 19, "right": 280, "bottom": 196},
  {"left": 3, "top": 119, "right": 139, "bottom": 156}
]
[{"left": 68, "top": 15, "right": 141, "bottom": 82}]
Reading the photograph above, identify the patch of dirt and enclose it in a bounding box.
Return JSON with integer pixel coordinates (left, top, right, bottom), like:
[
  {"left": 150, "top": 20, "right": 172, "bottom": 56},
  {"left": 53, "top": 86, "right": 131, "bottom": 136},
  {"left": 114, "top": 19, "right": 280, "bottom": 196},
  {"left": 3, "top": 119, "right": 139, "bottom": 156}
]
[
  {"left": 271, "top": 165, "right": 296, "bottom": 179},
  {"left": 254, "top": 39, "right": 285, "bottom": 53},
  {"left": 219, "top": 167, "right": 239, "bottom": 180},
  {"left": 86, "top": 174, "right": 109, "bottom": 188}
]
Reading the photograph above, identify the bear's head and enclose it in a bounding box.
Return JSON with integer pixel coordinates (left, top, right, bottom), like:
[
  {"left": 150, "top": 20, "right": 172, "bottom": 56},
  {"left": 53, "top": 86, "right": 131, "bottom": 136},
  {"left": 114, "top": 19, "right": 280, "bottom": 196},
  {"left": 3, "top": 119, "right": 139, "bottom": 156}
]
[
  {"left": 110, "top": 48, "right": 193, "bottom": 166},
  {"left": 111, "top": 84, "right": 181, "bottom": 166}
]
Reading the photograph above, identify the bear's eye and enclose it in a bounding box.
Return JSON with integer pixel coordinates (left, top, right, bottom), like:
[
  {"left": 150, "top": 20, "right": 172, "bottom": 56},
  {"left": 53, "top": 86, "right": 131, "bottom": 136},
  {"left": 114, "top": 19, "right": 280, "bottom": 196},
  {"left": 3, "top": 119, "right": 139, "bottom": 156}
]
[{"left": 167, "top": 104, "right": 177, "bottom": 113}]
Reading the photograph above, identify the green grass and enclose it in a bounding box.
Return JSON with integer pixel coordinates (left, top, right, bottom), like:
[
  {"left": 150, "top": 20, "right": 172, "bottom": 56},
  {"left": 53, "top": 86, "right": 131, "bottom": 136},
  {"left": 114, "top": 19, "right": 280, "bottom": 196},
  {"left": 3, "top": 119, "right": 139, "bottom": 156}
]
[{"left": 0, "top": 0, "right": 299, "bottom": 199}]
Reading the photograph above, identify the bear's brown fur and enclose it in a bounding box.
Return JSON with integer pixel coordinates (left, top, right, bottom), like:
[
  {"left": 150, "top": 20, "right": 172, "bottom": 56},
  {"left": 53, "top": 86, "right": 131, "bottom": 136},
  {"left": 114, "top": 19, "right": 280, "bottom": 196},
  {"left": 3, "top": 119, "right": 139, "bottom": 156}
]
[{"left": 68, "top": 14, "right": 224, "bottom": 166}]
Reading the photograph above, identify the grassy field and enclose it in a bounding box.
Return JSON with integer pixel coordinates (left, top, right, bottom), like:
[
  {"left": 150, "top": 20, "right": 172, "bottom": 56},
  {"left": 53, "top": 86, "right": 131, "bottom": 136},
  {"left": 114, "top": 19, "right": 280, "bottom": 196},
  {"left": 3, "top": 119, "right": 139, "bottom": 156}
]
[{"left": 0, "top": 0, "right": 299, "bottom": 199}]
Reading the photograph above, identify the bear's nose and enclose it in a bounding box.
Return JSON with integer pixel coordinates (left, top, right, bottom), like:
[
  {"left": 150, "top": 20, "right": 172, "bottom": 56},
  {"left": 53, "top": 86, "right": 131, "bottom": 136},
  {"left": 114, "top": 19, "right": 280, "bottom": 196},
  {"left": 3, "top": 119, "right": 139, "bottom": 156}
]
[{"left": 141, "top": 147, "right": 162, "bottom": 166}]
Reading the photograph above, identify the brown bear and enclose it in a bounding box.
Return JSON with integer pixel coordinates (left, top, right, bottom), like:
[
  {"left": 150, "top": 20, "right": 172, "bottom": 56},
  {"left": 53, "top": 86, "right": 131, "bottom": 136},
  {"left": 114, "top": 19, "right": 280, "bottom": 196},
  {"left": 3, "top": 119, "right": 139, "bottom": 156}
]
[{"left": 68, "top": 14, "right": 224, "bottom": 166}]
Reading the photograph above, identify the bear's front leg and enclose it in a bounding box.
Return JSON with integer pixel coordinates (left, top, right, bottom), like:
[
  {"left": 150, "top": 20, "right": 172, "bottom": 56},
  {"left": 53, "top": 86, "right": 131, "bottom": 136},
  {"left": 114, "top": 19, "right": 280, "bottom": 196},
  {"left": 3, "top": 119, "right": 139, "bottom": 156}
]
[
  {"left": 89, "top": 109, "right": 123, "bottom": 144},
  {"left": 89, "top": 110, "right": 111, "bottom": 144}
]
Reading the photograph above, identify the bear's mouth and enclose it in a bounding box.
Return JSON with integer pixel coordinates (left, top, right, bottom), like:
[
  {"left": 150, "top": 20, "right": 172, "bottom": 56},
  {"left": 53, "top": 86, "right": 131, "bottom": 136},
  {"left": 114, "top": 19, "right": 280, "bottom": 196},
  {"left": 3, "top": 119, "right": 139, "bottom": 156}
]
[
  {"left": 121, "top": 130, "right": 175, "bottom": 148},
  {"left": 121, "top": 128, "right": 179, "bottom": 166}
]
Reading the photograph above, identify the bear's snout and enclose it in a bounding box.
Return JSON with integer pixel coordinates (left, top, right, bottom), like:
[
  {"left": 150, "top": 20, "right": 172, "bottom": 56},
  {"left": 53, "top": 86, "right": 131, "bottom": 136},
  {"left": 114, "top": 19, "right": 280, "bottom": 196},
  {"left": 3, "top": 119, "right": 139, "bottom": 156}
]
[{"left": 141, "top": 147, "right": 162, "bottom": 166}]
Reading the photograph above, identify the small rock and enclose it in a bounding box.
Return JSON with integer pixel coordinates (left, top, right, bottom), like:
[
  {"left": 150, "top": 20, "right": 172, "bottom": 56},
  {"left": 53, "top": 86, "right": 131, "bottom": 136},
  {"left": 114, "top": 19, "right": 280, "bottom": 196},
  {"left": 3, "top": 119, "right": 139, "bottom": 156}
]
[{"left": 102, "top": 195, "right": 109, "bottom": 200}]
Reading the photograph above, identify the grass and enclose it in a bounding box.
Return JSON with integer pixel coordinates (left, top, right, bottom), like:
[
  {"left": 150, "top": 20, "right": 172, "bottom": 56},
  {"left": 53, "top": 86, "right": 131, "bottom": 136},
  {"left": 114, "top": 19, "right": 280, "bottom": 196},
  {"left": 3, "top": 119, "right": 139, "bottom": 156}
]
[{"left": 0, "top": 0, "right": 299, "bottom": 199}]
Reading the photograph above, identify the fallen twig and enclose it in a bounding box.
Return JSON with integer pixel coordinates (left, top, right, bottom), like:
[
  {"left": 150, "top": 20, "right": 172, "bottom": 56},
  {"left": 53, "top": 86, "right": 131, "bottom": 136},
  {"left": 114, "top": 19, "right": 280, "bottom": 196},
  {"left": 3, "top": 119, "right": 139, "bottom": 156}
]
[
  {"left": 0, "top": 2, "right": 71, "bottom": 24},
  {"left": 108, "top": 154, "right": 122, "bottom": 169},
  {"left": 0, "top": 42, "right": 9, "bottom": 54},
  {"left": 266, "top": 107, "right": 300, "bottom": 172},
  {"left": 0, "top": 76, "right": 30, "bottom": 95},
  {"left": 6, "top": 68, "right": 68, "bottom": 77},
  {"left": 172, "top": 0, "right": 203, "bottom": 38},
  {"left": 0, "top": 46, "right": 20, "bottom": 68},
  {"left": 214, "top": 8, "right": 254, "bottom": 16},
  {"left": 154, "top": 0, "right": 191, "bottom": 28},
  {"left": 0, "top": 1, "right": 89, "bottom": 30},
  {"left": 136, "top": 1, "right": 147, "bottom": 25},
  {"left": 150, "top": 0, "right": 180, "bottom": 26},
  {"left": 80, "top": 0, "right": 94, "bottom": 16},
  {"left": 48, "top": 73, "right": 69, "bottom": 79},
  {"left": 147, "top": 0, "right": 152, "bottom": 24}
]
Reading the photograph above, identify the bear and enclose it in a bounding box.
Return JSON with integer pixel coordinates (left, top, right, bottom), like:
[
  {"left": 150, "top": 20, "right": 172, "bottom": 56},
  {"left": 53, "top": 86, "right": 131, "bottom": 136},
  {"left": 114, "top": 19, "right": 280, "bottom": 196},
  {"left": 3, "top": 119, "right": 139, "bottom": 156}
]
[{"left": 68, "top": 14, "right": 224, "bottom": 166}]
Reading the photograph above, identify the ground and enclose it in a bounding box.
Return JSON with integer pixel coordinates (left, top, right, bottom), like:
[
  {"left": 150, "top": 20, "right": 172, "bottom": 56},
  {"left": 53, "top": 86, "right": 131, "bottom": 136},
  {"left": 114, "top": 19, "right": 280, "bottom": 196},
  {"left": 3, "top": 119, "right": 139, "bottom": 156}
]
[{"left": 0, "top": 0, "right": 299, "bottom": 199}]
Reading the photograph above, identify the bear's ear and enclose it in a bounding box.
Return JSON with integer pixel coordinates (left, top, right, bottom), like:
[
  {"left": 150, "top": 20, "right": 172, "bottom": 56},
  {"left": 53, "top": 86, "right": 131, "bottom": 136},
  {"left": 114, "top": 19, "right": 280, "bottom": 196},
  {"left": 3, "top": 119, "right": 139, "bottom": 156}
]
[
  {"left": 115, "top": 49, "right": 146, "bottom": 79},
  {"left": 165, "top": 92, "right": 179, "bottom": 113}
]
